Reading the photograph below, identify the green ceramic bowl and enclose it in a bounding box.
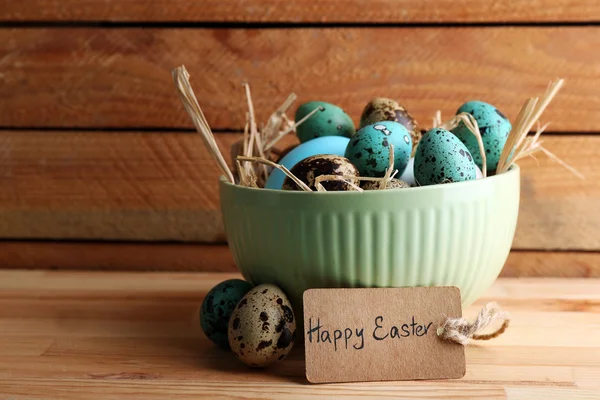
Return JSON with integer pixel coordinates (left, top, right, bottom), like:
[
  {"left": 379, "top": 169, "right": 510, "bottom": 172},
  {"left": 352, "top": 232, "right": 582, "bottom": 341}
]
[{"left": 220, "top": 166, "right": 520, "bottom": 315}]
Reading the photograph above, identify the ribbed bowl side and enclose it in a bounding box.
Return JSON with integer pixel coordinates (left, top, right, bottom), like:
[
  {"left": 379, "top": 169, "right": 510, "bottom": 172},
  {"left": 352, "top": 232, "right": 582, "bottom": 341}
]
[{"left": 220, "top": 167, "right": 520, "bottom": 314}]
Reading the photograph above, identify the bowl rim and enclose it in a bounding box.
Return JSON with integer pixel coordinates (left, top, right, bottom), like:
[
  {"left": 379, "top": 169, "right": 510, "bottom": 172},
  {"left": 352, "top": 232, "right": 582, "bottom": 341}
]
[{"left": 220, "top": 164, "right": 519, "bottom": 196}]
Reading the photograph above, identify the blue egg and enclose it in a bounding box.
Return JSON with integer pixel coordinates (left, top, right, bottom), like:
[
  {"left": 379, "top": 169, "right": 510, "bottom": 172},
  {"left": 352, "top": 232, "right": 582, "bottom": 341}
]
[
  {"left": 344, "top": 121, "right": 412, "bottom": 177},
  {"left": 265, "top": 136, "right": 350, "bottom": 190},
  {"left": 451, "top": 101, "right": 511, "bottom": 172}
]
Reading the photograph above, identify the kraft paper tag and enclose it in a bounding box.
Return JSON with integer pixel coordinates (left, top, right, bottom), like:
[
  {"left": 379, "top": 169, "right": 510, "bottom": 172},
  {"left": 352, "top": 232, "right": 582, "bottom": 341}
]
[{"left": 303, "top": 287, "right": 466, "bottom": 383}]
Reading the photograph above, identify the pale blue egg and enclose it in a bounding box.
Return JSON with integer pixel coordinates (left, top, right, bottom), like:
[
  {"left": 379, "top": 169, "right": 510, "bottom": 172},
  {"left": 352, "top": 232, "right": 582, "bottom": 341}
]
[
  {"left": 265, "top": 136, "right": 351, "bottom": 190},
  {"left": 400, "top": 157, "right": 415, "bottom": 186}
]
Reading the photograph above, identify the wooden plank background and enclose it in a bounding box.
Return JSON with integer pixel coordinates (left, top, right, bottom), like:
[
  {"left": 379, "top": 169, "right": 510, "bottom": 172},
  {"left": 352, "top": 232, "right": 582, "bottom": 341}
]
[
  {"left": 1, "top": 0, "right": 599, "bottom": 23},
  {"left": 0, "top": 132, "right": 597, "bottom": 249},
  {"left": 0, "top": 2, "right": 599, "bottom": 275},
  {"left": 2, "top": 28, "right": 600, "bottom": 131}
]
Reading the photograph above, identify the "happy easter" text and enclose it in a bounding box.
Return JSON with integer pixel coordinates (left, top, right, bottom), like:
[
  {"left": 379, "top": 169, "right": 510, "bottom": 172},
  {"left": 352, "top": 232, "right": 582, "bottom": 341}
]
[{"left": 306, "top": 316, "right": 434, "bottom": 351}]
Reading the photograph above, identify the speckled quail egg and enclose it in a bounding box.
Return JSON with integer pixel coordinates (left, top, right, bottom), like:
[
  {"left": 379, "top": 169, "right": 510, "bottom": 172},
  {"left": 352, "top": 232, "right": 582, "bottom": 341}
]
[
  {"left": 359, "top": 98, "right": 421, "bottom": 151},
  {"left": 282, "top": 154, "right": 359, "bottom": 191},
  {"left": 265, "top": 136, "right": 350, "bottom": 190},
  {"left": 228, "top": 284, "right": 296, "bottom": 368},
  {"left": 295, "top": 101, "right": 355, "bottom": 143},
  {"left": 200, "top": 279, "right": 253, "bottom": 348},
  {"left": 361, "top": 179, "right": 411, "bottom": 190},
  {"left": 451, "top": 101, "right": 512, "bottom": 172},
  {"left": 414, "top": 128, "right": 477, "bottom": 186},
  {"left": 344, "top": 121, "right": 412, "bottom": 178}
]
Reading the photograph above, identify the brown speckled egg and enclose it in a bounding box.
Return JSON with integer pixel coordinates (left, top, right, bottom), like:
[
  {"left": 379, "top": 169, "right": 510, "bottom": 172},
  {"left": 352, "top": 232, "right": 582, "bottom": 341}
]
[
  {"left": 359, "top": 98, "right": 421, "bottom": 151},
  {"left": 361, "top": 179, "right": 411, "bottom": 190},
  {"left": 228, "top": 284, "right": 296, "bottom": 368},
  {"left": 282, "top": 154, "right": 359, "bottom": 191}
]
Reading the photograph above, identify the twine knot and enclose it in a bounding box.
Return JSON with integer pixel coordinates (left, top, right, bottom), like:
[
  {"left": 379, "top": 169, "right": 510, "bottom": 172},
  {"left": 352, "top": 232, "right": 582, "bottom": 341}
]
[{"left": 437, "top": 302, "right": 510, "bottom": 345}]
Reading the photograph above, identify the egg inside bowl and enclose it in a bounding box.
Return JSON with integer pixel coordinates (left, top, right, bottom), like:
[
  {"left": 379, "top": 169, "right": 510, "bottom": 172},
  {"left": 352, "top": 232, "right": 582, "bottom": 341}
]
[{"left": 220, "top": 165, "right": 520, "bottom": 321}]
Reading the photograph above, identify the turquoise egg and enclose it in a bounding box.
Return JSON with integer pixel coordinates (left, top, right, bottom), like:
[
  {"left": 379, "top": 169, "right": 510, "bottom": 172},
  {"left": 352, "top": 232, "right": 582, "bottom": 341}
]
[
  {"left": 451, "top": 101, "right": 511, "bottom": 172},
  {"left": 295, "top": 101, "right": 355, "bottom": 143},
  {"left": 344, "top": 121, "right": 412, "bottom": 177},
  {"left": 414, "top": 128, "right": 477, "bottom": 186},
  {"left": 265, "top": 136, "right": 350, "bottom": 190},
  {"left": 200, "top": 279, "right": 253, "bottom": 349}
]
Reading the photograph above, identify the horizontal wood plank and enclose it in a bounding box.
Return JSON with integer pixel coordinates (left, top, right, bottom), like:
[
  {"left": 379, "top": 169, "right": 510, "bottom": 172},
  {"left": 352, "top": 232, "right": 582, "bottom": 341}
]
[
  {"left": 503, "top": 251, "right": 600, "bottom": 278},
  {"left": 0, "top": 131, "right": 238, "bottom": 242},
  {"left": 1, "top": 241, "right": 599, "bottom": 277},
  {"left": 0, "top": 131, "right": 598, "bottom": 249},
  {"left": 1, "top": 0, "right": 600, "bottom": 23},
  {"left": 0, "top": 271, "right": 598, "bottom": 398},
  {"left": 0, "top": 242, "right": 237, "bottom": 271},
  {"left": 2, "top": 27, "right": 600, "bottom": 131}
]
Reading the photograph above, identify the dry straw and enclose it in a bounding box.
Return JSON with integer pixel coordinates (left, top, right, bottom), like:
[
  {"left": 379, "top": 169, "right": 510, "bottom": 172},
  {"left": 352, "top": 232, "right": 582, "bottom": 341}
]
[
  {"left": 313, "top": 144, "right": 402, "bottom": 192},
  {"left": 237, "top": 156, "right": 313, "bottom": 192},
  {"left": 434, "top": 78, "right": 581, "bottom": 179},
  {"left": 173, "top": 66, "right": 581, "bottom": 191},
  {"left": 496, "top": 79, "right": 583, "bottom": 178},
  {"left": 172, "top": 66, "right": 235, "bottom": 183},
  {"left": 437, "top": 113, "right": 487, "bottom": 178},
  {"left": 173, "top": 65, "right": 313, "bottom": 188}
]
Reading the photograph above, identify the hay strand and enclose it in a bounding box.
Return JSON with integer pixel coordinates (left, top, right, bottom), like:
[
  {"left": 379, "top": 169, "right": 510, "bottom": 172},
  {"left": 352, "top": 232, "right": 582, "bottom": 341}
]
[
  {"left": 314, "top": 175, "right": 364, "bottom": 192},
  {"left": 497, "top": 80, "right": 565, "bottom": 174},
  {"left": 378, "top": 144, "right": 397, "bottom": 189},
  {"left": 237, "top": 156, "right": 312, "bottom": 192},
  {"left": 243, "top": 83, "right": 269, "bottom": 183},
  {"left": 172, "top": 66, "right": 235, "bottom": 183},
  {"left": 262, "top": 93, "right": 297, "bottom": 144},
  {"left": 438, "top": 112, "right": 487, "bottom": 178},
  {"left": 264, "top": 106, "right": 323, "bottom": 151}
]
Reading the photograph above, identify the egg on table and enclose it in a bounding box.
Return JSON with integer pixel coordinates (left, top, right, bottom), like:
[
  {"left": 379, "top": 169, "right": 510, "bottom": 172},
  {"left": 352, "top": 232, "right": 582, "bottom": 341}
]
[
  {"left": 451, "top": 100, "right": 512, "bottom": 172},
  {"left": 265, "top": 136, "right": 350, "bottom": 190},
  {"left": 359, "top": 98, "right": 421, "bottom": 151},
  {"left": 228, "top": 284, "right": 296, "bottom": 368},
  {"left": 295, "top": 101, "right": 355, "bottom": 143},
  {"left": 200, "top": 279, "right": 253, "bottom": 348},
  {"left": 414, "top": 128, "right": 477, "bottom": 186},
  {"left": 345, "top": 121, "right": 412, "bottom": 178},
  {"left": 282, "top": 154, "right": 359, "bottom": 191}
]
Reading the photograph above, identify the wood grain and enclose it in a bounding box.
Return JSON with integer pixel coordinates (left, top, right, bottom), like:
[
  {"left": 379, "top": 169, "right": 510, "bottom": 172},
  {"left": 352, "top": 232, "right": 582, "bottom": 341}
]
[
  {"left": 0, "top": 131, "right": 239, "bottom": 242},
  {"left": 503, "top": 251, "right": 600, "bottom": 277},
  {"left": 1, "top": 240, "right": 599, "bottom": 278},
  {"left": 0, "top": 242, "right": 237, "bottom": 271},
  {"left": 0, "top": 271, "right": 598, "bottom": 399},
  {"left": 1, "top": 0, "right": 599, "bottom": 23},
  {"left": 0, "top": 131, "right": 598, "bottom": 249},
  {"left": 2, "top": 28, "right": 600, "bottom": 131}
]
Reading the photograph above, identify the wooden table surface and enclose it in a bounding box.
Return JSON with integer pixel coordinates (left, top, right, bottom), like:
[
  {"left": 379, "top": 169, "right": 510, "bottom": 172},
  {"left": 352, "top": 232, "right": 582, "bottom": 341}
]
[{"left": 1, "top": 270, "right": 599, "bottom": 399}]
